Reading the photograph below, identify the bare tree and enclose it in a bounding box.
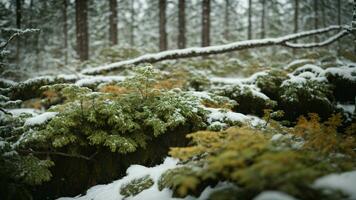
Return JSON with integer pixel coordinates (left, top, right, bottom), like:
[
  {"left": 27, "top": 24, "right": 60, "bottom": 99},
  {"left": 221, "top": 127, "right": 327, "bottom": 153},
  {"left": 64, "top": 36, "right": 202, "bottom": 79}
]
[
  {"left": 75, "top": 0, "right": 89, "bottom": 61},
  {"left": 159, "top": 0, "right": 167, "bottom": 51},
  {"left": 201, "top": 0, "right": 210, "bottom": 47},
  {"left": 16, "top": 0, "right": 21, "bottom": 62},
  {"left": 260, "top": 0, "right": 266, "bottom": 38},
  {"left": 63, "top": 0, "right": 68, "bottom": 64},
  {"left": 353, "top": 0, "right": 356, "bottom": 53},
  {"left": 224, "top": 0, "right": 230, "bottom": 41},
  {"left": 293, "top": 0, "right": 299, "bottom": 54},
  {"left": 178, "top": 0, "right": 186, "bottom": 49},
  {"left": 130, "top": 1, "right": 135, "bottom": 46},
  {"left": 314, "top": 0, "right": 319, "bottom": 42},
  {"left": 109, "top": 0, "right": 118, "bottom": 45},
  {"left": 248, "top": 0, "right": 252, "bottom": 39}
]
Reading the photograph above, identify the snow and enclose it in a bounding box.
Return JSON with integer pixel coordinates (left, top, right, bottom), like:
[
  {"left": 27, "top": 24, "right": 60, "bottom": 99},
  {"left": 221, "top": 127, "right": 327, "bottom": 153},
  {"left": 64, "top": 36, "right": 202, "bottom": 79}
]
[
  {"left": 284, "top": 59, "right": 314, "bottom": 70},
  {"left": 57, "top": 157, "right": 179, "bottom": 200},
  {"left": 210, "top": 71, "right": 268, "bottom": 85},
  {"left": 6, "top": 108, "right": 40, "bottom": 117},
  {"left": 270, "top": 134, "right": 284, "bottom": 141},
  {"left": 75, "top": 75, "right": 126, "bottom": 86},
  {"left": 0, "top": 78, "right": 17, "bottom": 87},
  {"left": 24, "top": 112, "right": 58, "bottom": 126},
  {"left": 204, "top": 107, "right": 264, "bottom": 126},
  {"left": 323, "top": 65, "right": 356, "bottom": 81},
  {"left": 253, "top": 191, "right": 298, "bottom": 200},
  {"left": 293, "top": 64, "right": 324, "bottom": 75},
  {"left": 337, "top": 103, "right": 355, "bottom": 114},
  {"left": 313, "top": 170, "right": 356, "bottom": 199}
]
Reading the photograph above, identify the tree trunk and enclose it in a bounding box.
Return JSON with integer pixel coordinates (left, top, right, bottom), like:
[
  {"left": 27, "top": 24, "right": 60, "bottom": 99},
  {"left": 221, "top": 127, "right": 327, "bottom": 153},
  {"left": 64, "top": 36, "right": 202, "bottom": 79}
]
[
  {"left": 178, "top": 0, "right": 186, "bottom": 49},
  {"left": 75, "top": 0, "right": 89, "bottom": 61},
  {"left": 337, "top": 0, "right": 341, "bottom": 26},
  {"left": 201, "top": 0, "right": 210, "bottom": 47},
  {"left": 353, "top": 0, "right": 356, "bottom": 54},
  {"left": 313, "top": 0, "right": 319, "bottom": 43},
  {"left": 293, "top": 0, "right": 299, "bottom": 55},
  {"left": 159, "top": 0, "right": 167, "bottom": 51},
  {"left": 130, "top": 1, "right": 135, "bottom": 46},
  {"left": 224, "top": 0, "right": 230, "bottom": 41},
  {"left": 260, "top": 0, "right": 266, "bottom": 39},
  {"left": 109, "top": 0, "right": 118, "bottom": 46},
  {"left": 63, "top": 0, "right": 68, "bottom": 64},
  {"left": 248, "top": 0, "right": 252, "bottom": 40},
  {"left": 16, "top": 0, "right": 21, "bottom": 63},
  {"left": 321, "top": 0, "right": 326, "bottom": 27}
]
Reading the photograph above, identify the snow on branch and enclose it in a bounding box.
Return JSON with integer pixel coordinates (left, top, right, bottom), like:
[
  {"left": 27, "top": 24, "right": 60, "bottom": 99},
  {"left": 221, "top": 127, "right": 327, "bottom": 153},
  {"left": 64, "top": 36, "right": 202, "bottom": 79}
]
[
  {"left": 283, "top": 30, "right": 349, "bottom": 48},
  {"left": 81, "top": 25, "right": 351, "bottom": 75},
  {"left": 0, "top": 28, "right": 40, "bottom": 53}
]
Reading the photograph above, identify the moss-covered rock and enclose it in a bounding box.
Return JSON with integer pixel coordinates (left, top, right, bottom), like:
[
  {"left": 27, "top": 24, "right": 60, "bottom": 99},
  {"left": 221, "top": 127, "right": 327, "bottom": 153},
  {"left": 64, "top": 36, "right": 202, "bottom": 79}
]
[{"left": 211, "top": 84, "right": 276, "bottom": 116}]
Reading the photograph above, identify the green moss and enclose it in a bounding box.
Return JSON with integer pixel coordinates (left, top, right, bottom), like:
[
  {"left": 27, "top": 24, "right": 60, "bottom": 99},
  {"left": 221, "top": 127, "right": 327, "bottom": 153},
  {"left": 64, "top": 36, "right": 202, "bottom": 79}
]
[{"left": 120, "top": 175, "right": 154, "bottom": 197}]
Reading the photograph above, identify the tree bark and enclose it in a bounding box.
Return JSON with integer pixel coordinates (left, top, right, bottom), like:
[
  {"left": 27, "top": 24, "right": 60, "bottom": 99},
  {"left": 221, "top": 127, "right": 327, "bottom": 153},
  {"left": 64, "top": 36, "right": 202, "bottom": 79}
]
[
  {"left": 201, "top": 0, "right": 210, "bottom": 47},
  {"left": 16, "top": 0, "right": 21, "bottom": 63},
  {"left": 63, "top": 0, "right": 68, "bottom": 64},
  {"left": 75, "top": 0, "right": 89, "bottom": 61},
  {"left": 293, "top": 0, "right": 299, "bottom": 55},
  {"left": 321, "top": 0, "right": 326, "bottom": 27},
  {"left": 109, "top": 0, "right": 118, "bottom": 46},
  {"left": 353, "top": 0, "right": 356, "bottom": 54},
  {"left": 224, "top": 0, "right": 230, "bottom": 41},
  {"left": 178, "top": 0, "right": 186, "bottom": 49},
  {"left": 313, "top": 0, "right": 319, "bottom": 43},
  {"left": 130, "top": 1, "right": 135, "bottom": 46},
  {"left": 248, "top": 0, "right": 252, "bottom": 40},
  {"left": 159, "top": 0, "right": 167, "bottom": 51},
  {"left": 260, "top": 0, "right": 266, "bottom": 39}
]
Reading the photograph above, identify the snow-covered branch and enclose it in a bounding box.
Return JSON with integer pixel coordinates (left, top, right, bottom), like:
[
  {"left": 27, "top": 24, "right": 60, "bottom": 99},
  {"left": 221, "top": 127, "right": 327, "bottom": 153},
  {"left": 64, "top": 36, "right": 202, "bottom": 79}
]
[
  {"left": 283, "top": 30, "right": 349, "bottom": 48},
  {"left": 81, "top": 25, "right": 351, "bottom": 75},
  {"left": 0, "top": 29, "right": 40, "bottom": 53}
]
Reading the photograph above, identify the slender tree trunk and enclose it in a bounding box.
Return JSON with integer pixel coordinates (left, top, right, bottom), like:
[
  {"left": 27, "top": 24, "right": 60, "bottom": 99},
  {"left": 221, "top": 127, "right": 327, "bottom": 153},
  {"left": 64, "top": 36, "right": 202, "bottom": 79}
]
[
  {"left": 337, "top": 0, "right": 341, "bottom": 53},
  {"left": 159, "top": 0, "right": 167, "bottom": 51},
  {"left": 130, "top": 1, "right": 134, "bottom": 46},
  {"left": 293, "top": 0, "right": 299, "bottom": 55},
  {"left": 248, "top": 0, "right": 252, "bottom": 40},
  {"left": 321, "top": 0, "right": 326, "bottom": 27},
  {"left": 178, "top": 0, "right": 186, "bottom": 49},
  {"left": 109, "top": 0, "right": 118, "bottom": 45},
  {"left": 224, "top": 0, "right": 230, "bottom": 41},
  {"left": 201, "top": 0, "right": 210, "bottom": 47},
  {"left": 63, "top": 0, "right": 68, "bottom": 64},
  {"left": 353, "top": 0, "right": 356, "bottom": 54},
  {"left": 16, "top": 0, "right": 21, "bottom": 63},
  {"left": 313, "top": 0, "right": 319, "bottom": 43},
  {"left": 260, "top": 0, "right": 266, "bottom": 39},
  {"left": 337, "top": 0, "right": 341, "bottom": 26},
  {"left": 75, "top": 0, "right": 89, "bottom": 61}
]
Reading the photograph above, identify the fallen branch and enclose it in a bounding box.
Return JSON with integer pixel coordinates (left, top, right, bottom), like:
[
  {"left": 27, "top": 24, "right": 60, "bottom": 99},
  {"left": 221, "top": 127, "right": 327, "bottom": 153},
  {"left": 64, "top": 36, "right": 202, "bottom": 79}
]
[{"left": 81, "top": 25, "right": 351, "bottom": 75}]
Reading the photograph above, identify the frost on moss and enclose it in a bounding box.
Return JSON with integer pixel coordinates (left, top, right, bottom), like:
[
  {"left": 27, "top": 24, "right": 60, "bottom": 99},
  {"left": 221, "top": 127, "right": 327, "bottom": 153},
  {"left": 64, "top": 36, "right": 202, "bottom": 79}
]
[{"left": 120, "top": 175, "right": 154, "bottom": 198}]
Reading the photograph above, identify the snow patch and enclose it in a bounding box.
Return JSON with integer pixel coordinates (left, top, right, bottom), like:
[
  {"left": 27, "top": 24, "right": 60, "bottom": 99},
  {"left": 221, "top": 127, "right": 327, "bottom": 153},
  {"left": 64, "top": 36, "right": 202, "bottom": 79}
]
[
  {"left": 313, "top": 170, "right": 356, "bottom": 199},
  {"left": 24, "top": 112, "right": 58, "bottom": 126},
  {"left": 253, "top": 191, "right": 298, "bottom": 200}
]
